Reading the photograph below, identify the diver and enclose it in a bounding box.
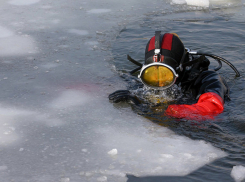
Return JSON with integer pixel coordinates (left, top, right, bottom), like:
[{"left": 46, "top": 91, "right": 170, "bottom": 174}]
[{"left": 109, "top": 31, "right": 240, "bottom": 120}]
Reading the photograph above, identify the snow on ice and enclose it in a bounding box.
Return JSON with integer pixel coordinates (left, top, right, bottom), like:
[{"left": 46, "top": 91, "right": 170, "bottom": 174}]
[{"left": 0, "top": 25, "right": 37, "bottom": 56}]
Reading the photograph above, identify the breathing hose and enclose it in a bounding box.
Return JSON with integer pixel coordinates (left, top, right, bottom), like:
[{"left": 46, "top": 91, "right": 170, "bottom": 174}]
[{"left": 189, "top": 51, "right": 240, "bottom": 77}]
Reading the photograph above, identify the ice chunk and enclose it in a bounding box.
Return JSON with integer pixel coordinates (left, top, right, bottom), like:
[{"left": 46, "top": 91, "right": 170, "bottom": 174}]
[
  {"left": 8, "top": 0, "right": 40, "bottom": 6},
  {"left": 108, "top": 149, "right": 118, "bottom": 156},
  {"left": 172, "top": 0, "right": 210, "bottom": 7},
  {"left": 231, "top": 165, "right": 245, "bottom": 182},
  {"left": 210, "top": 0, "right": 238, "bottom": 5},
  {"left": 186, "top": 0, "right": 210, "bottom": 7},
  {"left": 96, "top": 125, "right": 227, "bottom": 176},
  {"left": 172, "top": 0, "right": 187, "bottom": 4}
]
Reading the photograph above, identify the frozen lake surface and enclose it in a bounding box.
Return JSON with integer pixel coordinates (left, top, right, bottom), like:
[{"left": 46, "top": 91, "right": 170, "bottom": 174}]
[{"left": 0, "top": 0, "right": 245, "bottom": 181}]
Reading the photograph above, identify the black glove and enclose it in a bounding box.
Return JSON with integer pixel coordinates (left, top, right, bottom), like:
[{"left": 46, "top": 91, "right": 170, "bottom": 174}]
[{"left": 108, "top": 90, "right": 140, "bottom": 105}]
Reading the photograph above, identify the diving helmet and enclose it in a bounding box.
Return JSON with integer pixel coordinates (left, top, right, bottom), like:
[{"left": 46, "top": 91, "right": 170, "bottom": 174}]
[{"left": 138, "top": 31, "right": 186, "bottom": 89}]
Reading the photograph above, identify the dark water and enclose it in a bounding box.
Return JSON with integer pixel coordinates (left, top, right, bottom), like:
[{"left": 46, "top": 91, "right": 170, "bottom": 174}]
[{"left": 111, "top": 1, "right": 245, "bottom": 182}]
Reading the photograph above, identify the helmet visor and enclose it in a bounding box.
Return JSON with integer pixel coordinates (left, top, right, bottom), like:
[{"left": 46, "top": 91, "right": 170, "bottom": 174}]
[{"left": 139, "top": 63, "right": 178, "bottom": 89}]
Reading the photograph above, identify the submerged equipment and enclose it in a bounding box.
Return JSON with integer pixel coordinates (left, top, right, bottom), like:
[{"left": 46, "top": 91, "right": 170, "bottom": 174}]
[{"left": 128, "top": 31, "right": 240, "bottom": 90}]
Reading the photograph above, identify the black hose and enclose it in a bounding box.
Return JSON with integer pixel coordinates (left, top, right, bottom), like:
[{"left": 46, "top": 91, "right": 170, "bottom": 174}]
[
  {"left": 127, "top": 55, "right": 143, "bottom": 75},
  {"left": 190, "top": 52, "right": 240, "bottom": 77},
  {"left": 127, "top": 55, "right": 143, "bottom": 67},
  {"left": 129, "top": 66, "right": 142, "bottom": 75}
]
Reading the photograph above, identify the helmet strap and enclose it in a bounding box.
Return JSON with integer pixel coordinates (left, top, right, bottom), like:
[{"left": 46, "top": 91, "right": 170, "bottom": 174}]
[{"left": 154, "top": 31, "right": 161, "bottom": 62}]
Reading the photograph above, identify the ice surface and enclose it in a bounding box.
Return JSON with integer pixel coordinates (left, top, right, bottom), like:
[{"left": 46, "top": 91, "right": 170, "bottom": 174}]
[
  {"left": 0, "top": 0, "right": 232, "bottom": 181},
  {"left": 0, "top": 105, "right": 64, "bottom": 145},
  {"left": 48, "top": 90, "right": 92, "bottom": 109},
  {"left": 0, "top": 26, "right": 14, "bottom": 38},
  {"left": 94, "top": 124, "right": 227, "bottom": 176},
  {"left": 0, "top": 25, "right": 37, "bottom": 56},
  {"left": 0, "top": 35, "right": 37, "bottom": 56},
  {"left": 8, "top": 0, "right": 40, "bottom": 6},
  {"left": 60, "top": 178, "right": 70, "bottom": 182},
  {"left": 68, "top": 29, "right": 89, "bottom": 36},
  {"left": 97, "top": 176, "right": 107, "bottom": 182},
  {"left": 87, "top": 9, "right": 111, "bottom": 14},
  {"left": 231, "top": 165, "right": 245, "bottom": 182}
]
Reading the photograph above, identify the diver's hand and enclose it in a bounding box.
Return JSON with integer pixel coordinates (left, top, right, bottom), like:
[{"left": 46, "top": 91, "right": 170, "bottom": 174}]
[{"left": 109, "top": 90, "right": 140, "bottom": 105}]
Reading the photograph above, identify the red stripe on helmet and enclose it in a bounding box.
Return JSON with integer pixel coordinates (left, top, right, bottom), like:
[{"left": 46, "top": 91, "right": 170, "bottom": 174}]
[
  {"left": 161, "top": 33, "right": 173, "bottom": 50},
  {"left": 148, "top": 36, "right": 155, "bottom": 52}
]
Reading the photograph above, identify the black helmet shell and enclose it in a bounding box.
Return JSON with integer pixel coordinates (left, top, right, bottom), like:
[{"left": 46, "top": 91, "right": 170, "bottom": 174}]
[{"left": 145, "top": 33, "right": 185, "bottom": 66}]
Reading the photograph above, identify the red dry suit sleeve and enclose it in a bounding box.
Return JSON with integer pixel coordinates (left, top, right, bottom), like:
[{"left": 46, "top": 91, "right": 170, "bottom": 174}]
[{"left": 165, "top": 92, "right": 224, "bottom": 120}]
